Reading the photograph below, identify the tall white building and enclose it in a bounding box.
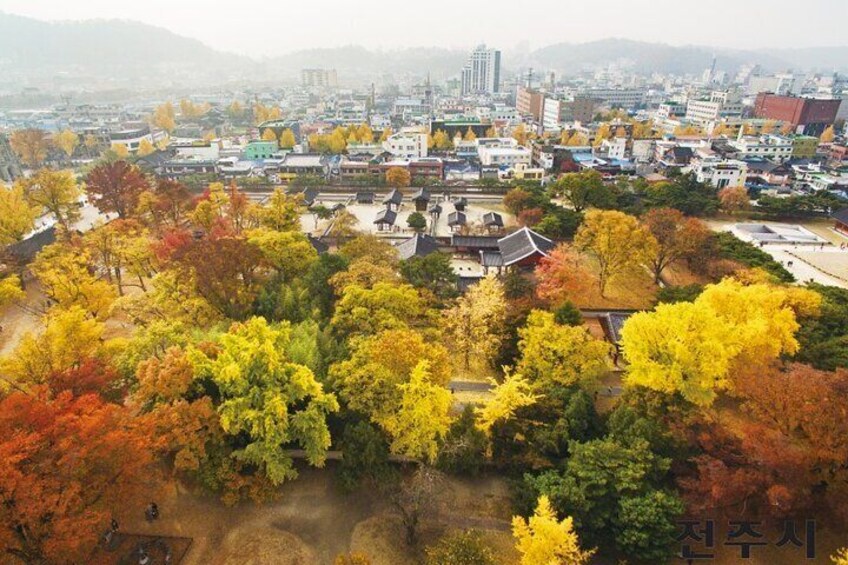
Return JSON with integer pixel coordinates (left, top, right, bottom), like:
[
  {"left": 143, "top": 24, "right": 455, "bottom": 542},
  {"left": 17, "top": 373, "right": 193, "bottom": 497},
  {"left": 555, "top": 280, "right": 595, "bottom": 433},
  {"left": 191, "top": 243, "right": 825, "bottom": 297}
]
[{"left": 461, "top": 45, "right": 501, "bottom": 95}]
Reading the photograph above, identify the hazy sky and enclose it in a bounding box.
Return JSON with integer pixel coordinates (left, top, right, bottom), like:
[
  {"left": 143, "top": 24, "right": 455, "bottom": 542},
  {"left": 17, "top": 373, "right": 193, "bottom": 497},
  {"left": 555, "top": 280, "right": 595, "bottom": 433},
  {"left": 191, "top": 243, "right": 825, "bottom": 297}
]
[{"left": 0, "top": 0, "right": 845, "bottom": 57}]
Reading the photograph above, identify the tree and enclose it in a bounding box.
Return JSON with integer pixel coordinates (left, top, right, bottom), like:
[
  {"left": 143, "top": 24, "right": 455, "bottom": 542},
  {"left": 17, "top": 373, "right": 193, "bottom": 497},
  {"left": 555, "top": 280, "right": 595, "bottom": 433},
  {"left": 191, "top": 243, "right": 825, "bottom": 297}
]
[
  {"left": 390, "top": 466, "right": 445, "bottom": 545},
  {"left": 261, "top": 128, "right": 278, "bottom": 143},
  {"left": 503, "top": 187, "right": 534, "bottom": 215},
  {"left": 53, "top": 129, "right": 79, "bottom": 159},
  {"left": 179, "top": 99, "right": 205, "bottom": 119},
  {"left": 335, "top": 552, "right": 372, "bottom": 565},
  {"left": 642, "top": 208, "right": 710, "bottom": 284},
  {"left": 386, "top": 166, "right": 411, "bottom": 188},
  {"left": 575, "top": 210, "right": 655, "bottom": 296},
  {"left": 512, "top": 496, "right": 593, "bottom": 565},
  {"left": 432, "top": 129, "right": 452, "bottom": 150},
  {"left": 614, "top": 490, "right": 684, "bottom": 562},
  {"left": 400, "top": 252, "right": 459, "bottom": 301},
  {"left": 621, "top": 301, "right": 736, "bottom": 406},
  {"left": 796, "top": 284, "right": 848, "bottom": 370},
  {"left": 31, "top": 241, "right": 116, "bottom": 318},
  {"left": 246, "top": 228, "right": 318, "bottom": 281},
  {"left": 0, "top": 184, "right": 38, "bottom": 245},
  {"left": 463, "top": 127, "right": 477, "bottom": 141},
  {"left": 86, "top": 160, "right": 150, "bottom": 218},
  {"left": 550, "top": 170, "right": 611, "bottom": 213},
  {"left": 337, "top": 421, "right": 395, "bottom": 492},
  {"left": 332, "top": 283, "right": 423, "bottom": 337},
  {"left": 719, "top": 185, "right": 750, "bottom": 213},
  {"left": 152, "top": 102, "right": 176, "bottom": 133},
  {"left": 137, "top": 138, "right": 156, "bottom": 157},
  {"left": 821, "top": 125, "right": 836, "bottom": 143},
  {"left": 621, "top": 279, "right": 806, "bottom": 405},
  {"left": 593, "top": 123, "right": 611, "bottom": 146},
  {"left": 381, "top": 360, "right": 453, "bottom": 462},
  {"left": 517, "top": 310, "right": 612, "bottom": 388},
  {"left": 476, "top": 371, "right": 538, "bottom": 434},
  {"left": 0, "top": 390, "right": 154, "bottom": 564},
  {"left": 10, "top": 129, "right": 50, "bottom": 167},
  {"left": 512, "top": 123, "right": 528, "bottom": 145},
  {"left": 17, "top": 169, "right": 81, "bottom": 232},
  {"left": 834, "top": 548, "right": 848, "bottom": 565},
  {"left": 0, "top": 275, "right": 24, "bottom": 309},
  {"left": 84, "top": 219, "right": 154, "bottom": 295},
  {"left": 189, "top": 317, "right": 339, "bottom": 485},
  {"left": 0, "top": 306, "right": 108, "bottom": 384},
  {"left": 260, "top": 188, "right": 302, "bottom": 231},
  {"left": 406, "top": 211, "right": 427, "bottom": 232},
  {"left": 279, "top": 128, "right": 297, "bottom": 149},
  {"left": 330, "top": 328, "right": 451, "bottom": 429},
  {"left": 518, "top": 208, "right": 544, "bottom": 227},
  {"left": 152, "top": 178, "right": 193, "bottom": 228},
  {"left": 425, "top": 530, "right": 496, "bottom": 565},
  {"left": 437, "top": 406, "right": 488, "bottom": 475},
  {"left": 443, "top": 275, "right": 506, "bottom": 368},
  {"left": 171, "top": 236, "right": 265, "bottom": 320},
  {"left": 112, "top": 143, "right": 130, "bottom": 159},
  {"left": 535, "top": 245, "right": 595, "bottom": 306},
  {"left": 644, "top": 173, "right": 719, "bottom": 216}
]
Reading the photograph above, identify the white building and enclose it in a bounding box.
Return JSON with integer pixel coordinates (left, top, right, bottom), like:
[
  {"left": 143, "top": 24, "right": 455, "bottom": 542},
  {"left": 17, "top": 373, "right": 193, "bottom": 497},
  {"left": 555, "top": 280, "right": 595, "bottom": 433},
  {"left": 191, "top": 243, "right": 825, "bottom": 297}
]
[
  {"left": 730, "top": 134, "right": 793, "bottom": 162},
  {"left": 685, "top": 91, "right": 744, "bottom": 130},
  {"left": 383, "top": 129, "right": 429, "bottom": 159},
  {"left": 599, "top": 137, "right": 627, "bottom": 160},
  {"left": 691, "top": 156, "right": 748, "bottom": 189},
  {"left": 477, "top": 145, "right": 532, "bottom": 168},
  {"left": 461, "top": 44, "right": 501, "bottom": 95}
]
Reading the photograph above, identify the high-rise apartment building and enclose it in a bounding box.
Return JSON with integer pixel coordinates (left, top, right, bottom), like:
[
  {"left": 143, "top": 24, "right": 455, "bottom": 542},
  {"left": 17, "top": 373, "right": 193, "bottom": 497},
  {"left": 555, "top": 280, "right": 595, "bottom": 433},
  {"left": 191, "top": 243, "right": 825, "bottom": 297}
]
[
  {"left": 301, "top": 68, "right": 338, "bottom": 88},
  {"left": 461, "top": 45, "right": 501, "bottom": 95}
]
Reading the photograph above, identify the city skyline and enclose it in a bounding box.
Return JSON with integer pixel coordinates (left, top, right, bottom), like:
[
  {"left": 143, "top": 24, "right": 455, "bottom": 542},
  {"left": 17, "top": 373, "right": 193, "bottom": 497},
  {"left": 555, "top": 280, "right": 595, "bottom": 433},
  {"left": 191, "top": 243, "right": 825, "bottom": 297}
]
[{"left": 0, "top": 0, "right": 845, "bottom": 58}]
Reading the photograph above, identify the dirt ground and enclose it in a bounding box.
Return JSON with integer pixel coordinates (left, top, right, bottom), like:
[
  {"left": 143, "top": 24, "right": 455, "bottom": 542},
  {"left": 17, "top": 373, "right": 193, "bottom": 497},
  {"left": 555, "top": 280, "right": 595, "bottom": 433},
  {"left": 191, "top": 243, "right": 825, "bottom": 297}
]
[{"left": 115, "top": 466, "right": 517, "bottom": 565}]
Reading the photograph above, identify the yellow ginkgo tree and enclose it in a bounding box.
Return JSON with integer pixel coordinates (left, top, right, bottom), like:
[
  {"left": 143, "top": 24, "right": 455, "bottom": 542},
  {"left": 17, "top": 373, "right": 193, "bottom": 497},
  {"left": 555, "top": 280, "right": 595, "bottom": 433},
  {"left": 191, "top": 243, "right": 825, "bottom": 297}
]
[{"left": 512, "top": 495, "right": 594, "bottom": 565}]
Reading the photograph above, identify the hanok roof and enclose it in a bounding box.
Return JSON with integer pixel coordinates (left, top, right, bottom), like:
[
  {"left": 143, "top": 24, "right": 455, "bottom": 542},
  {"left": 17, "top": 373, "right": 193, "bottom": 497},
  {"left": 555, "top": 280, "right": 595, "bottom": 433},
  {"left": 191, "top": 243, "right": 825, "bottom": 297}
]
[
  {"left": 308, "top": 236, "right": 329, "bottom": 254},
  {"left": 447, "top": 211, "right": 467, "bottom": 226},
  {"left": 428, "top": 204, "right": 443, "bottom": 215},
  {"left": 482, "top": 211, "right": 504, "bottom": 227},
  {"left": 5, "top": 227, "right": 57, "bottom": 264},
  {"left": 453, "top": 197, "right": 468, "bottom": 209},
  {"left": 301, "top": 188, "right": 318, "bottom": 207},
  {"left": 601, "top": 312, "right": 636, "bottom": 344},
  {"left": 374, "top": 208, "right": 397, "bottom": 225},
  {"left": 412, "top": 188, "right": 431, "bottom": 202},
  {"left": 383, "top": 189, "right": 403, "bottom": 205},
  {"left": 396, "top": 234, "right": 440, "bottom": 260},
  {"left": 480, "top": 250, "right": 504, "bottom": 267},
  {"left": 832, "top": 207, "right": 848, "bottom": 225},
  {"left": 356, "top": 191, "right": 375, "bottom": 204},
  {"left": 497, "top": 227, "right": 555, "bottom": 266},
  {"left": 450, "top": 235, "right": 500, "bottom": 249}
]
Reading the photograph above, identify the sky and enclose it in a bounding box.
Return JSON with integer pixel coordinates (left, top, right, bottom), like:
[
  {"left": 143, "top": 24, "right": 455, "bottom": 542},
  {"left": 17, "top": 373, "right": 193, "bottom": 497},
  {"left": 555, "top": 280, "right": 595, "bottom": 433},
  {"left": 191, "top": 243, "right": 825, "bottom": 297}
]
[{"left": 0, "top": 0, "right": 845, "bottom": 57}]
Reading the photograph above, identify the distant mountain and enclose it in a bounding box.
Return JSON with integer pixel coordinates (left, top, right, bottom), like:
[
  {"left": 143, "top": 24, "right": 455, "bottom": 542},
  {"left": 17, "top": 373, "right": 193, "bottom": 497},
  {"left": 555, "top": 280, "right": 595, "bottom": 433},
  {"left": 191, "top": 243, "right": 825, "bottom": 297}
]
[
  {"left": 527, "top": 39, "right": 800, "bottom": 74},
  {"left": 0, "top": 12, "right": 250, "bottom": 87},
  {"left": 0, "top": 12, "right": 845, "bottom": 90},
  {"left": 759, "top": 46, "right": 848, "bottom": 73},
  {"left": 265, "top": 46, "right": 467, "bottom": 80}
]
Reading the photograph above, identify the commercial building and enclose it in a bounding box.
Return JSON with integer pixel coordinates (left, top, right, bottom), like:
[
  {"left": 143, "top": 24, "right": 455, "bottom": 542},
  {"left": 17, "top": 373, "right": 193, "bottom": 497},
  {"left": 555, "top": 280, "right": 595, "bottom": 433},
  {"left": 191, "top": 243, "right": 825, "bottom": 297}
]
[
  {"left": 578, "top": 88, "right": 645, "bottom": 109},
  {"left": 729, "top": 135, "right": 793, "bottom": 162},
  {"left": 301, "top": 68, "right": 338, "bottom": 88},
  {"left": 383, "top": 129, "right": 429, "bottom": 159},
  {"left": 477, "top": 145, "right": 532, "bottom": 168},
  {"left": 461, "top": 45, "right": 501, "bottom": 95},
  {"left": 517, "top": 87, "right": 545, "bottom": 121},
  {"left": 691, "top": 156, "right": 747, "bottom": 189},
  {"left": 753, "top": 94, "right": 841, "bottom": 136}
]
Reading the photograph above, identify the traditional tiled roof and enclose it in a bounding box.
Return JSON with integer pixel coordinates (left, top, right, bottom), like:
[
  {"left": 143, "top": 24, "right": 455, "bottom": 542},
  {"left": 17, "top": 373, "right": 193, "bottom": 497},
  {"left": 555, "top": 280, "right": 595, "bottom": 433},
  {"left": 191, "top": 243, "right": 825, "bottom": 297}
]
[
  {"left": 447, "top": 211, "right": 467, "bottom": 226},
  {"left": 374, "top": 208, "right": 397, "bottom": 225},
  {"left": 396, "top": 234, "right": 440, "bottom": 260},
  {"left": 383, "top": 189, "right": 403, "bottom": 205},
  {"left": 482, "top": 211, "right": 504, "bottom": 227},
  {"left": 497, "top": 227, "right": 555, "bottom": 265}
]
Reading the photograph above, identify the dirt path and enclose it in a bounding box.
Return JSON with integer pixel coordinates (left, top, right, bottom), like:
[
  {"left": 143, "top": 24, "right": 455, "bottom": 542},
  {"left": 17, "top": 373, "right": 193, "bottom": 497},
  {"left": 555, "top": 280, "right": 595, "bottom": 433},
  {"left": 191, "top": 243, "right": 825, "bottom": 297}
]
[{"left": 114, "top": 467, "right": 515, "bottom": 565}]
